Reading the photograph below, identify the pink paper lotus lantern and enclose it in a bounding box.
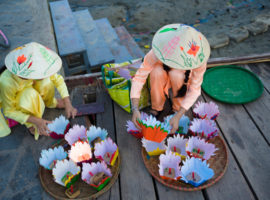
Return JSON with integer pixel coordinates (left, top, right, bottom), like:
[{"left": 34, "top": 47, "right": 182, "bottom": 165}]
[
  {"left": 81, "top": 162, "right": 112, "bottom": 191},
  {"left": 126, "top": 112, "right": 149, "bottom": 138},
  {"left": 186, "top": 136, "right": 217, "bottom": 160},
  {"left": 65, "top": 125, "right": 87, "bottom": 145},
  {"left": 94, "top": 138, "right": 119, "bottom": 166},
  {"left": 193, "top": 101, "right": 220, "bottom": 120},
  {"left": 189, "top": 119, "right": 218, "bottom": 140}
]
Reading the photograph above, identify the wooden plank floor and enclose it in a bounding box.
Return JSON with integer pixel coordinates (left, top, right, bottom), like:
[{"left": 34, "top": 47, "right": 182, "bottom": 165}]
[
  {"left": 95, "top": 62, "right": 270, "bottom": 200},
  {"left": 1, "top": 62, "right": 269, "bottom": 199}
]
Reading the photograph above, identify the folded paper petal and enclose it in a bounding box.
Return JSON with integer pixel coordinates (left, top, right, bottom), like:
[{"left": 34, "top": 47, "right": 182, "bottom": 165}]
[
  {"left": 39, "top": 146, "right": 67, "bottom": 170},
  {"left": 142, "top": 138, "right": 166, "bottom": 156}
]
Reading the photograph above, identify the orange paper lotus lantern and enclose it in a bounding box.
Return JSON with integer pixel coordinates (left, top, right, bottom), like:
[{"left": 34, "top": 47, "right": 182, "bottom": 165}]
[{"left": 137, "top": 115, "right": 169, "bottom": 143}]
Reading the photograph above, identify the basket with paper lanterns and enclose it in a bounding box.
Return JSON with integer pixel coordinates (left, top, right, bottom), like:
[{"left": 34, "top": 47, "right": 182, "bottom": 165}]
[
  {"left": 39, "top": 123, "right": 120, "bottom": 199},
  {"left": 136, "top": 101, "right": 228, "bottom": 191}
]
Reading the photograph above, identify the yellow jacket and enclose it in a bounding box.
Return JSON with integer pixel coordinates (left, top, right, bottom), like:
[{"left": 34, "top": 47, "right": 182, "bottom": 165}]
[{"left": 0, "top": 70, "right": 69, "bottom": 137}]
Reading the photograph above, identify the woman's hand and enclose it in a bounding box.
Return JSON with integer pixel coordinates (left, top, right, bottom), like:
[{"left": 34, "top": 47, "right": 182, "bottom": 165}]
[
  {"left": 169, "top": 114, "right": 182, "bottom": 134},
  {"left": 65, "top": 104, "right": 77, "bottom": 119},
  {"left": 169, "top": 107, "right": 186, "bottom": 134},
  {"left": 63, "top": 97, "right": 77, "bottom": 119},
  {"left": 131, "top": 98, "right": 141, "bottom": 130},
  {"left": 132, "top": 110, "right": 141, "bottom": 130},
  {"left": 36, "top": 119, "right": 52, "bottom": 136},
  {"left": 27, "top": 116, "right": 51, "bottom": 136}
]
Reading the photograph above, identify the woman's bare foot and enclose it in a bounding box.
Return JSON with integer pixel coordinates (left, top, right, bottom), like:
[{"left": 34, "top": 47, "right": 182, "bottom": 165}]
[
  {"left": 56, "top": 98, "right": 65, "bottom": 109},
  {"left": 28, "top": 127, "right": 35, "bottom": 135}
]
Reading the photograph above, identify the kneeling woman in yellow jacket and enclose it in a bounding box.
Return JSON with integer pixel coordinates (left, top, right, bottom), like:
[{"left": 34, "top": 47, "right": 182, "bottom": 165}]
[{"left": 0, "top": 42, "right": 77, "bottom": 140}]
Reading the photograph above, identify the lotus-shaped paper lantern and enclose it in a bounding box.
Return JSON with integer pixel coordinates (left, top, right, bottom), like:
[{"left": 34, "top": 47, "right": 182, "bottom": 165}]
[
  {"left": 137, "top": 115, "right": 168, "bottom": 143},
  {"left": 94, "top": 138, "right": 119, "bottom": 166},
  {"left": 117, "top": 68, "right": 132, "bottom": 79},
  {"left": 81, "top": 162, "right": 112, "bottom": 191},
  {"left": 142, "top": 138, "right": 166, "bottom": 156},
  {"left": 166, "top": 135, "right": 188, "bottom": 160},
  {"left": 164, "top": 114, "right": 190, "bottom": 135},
  {"left": 39, "top": 146, "right": 67, "bottom": 170},
  {"left": 189, "top": 119, "right": 218, "bottom": 139},
  {"left": 193, "top": 101, "right": 220, "bottom": 120},
  {"left": 86, "top": 126, "right": 108, "bottom": 147},
  {"left": 158, "top": 151, "right": 182, "bottom": 180},
  {"left": 52, "top": 159, "right": 81, "bottom": 188},
  {"left": 65, "top": 125, "right": 87, "bottom": 145},
  {"left": 47, "top": 115, "right": 70, "bottom": 139},
  {"left": 126, "top": 112, "right": 149, "bottom": 138},
  {"left": 181, "top": 157, "right": 214, "bottom": 187},
  {"left": 69, "top": 141, "right": 92, "bottom": 163},
  {"left": 186, "top": 137, "right": 217, "bottom": 160}
]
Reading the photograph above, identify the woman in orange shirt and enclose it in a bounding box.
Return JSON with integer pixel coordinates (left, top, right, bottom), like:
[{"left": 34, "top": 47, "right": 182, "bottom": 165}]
[{"left": 131, "top": 24, "right": 210, "bottom": 133}]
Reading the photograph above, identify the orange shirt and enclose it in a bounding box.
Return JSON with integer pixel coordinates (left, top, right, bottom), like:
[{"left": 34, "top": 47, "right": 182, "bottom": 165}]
[{"left": 130, "top": 50, "right": 207, "bottom": 110}]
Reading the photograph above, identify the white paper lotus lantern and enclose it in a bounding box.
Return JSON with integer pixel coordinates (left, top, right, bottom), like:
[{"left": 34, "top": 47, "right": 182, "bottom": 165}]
[
  {"left": 158, "top": 151, "right": 182, "bottom": 180},
  {"left": 52, "top": 159, "right": 81, "bottom": 187}
]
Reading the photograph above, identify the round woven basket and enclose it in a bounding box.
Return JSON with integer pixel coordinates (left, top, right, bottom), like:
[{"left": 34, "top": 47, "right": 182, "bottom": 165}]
[
  {"left": 39, "top": 140, "right": 121, "bottom": 199},
  {"left": 141, "top": 136, "right": 228, "bottom": 191}
]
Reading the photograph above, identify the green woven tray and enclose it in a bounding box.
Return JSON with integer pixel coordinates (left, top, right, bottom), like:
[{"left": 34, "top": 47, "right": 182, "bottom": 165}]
[{"left": 202, "top": 65, "right": 263, "bottom": 104}]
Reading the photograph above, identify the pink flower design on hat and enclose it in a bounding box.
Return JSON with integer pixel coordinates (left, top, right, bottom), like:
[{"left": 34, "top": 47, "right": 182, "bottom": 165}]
[
  {"left": 187, "top": 40, "right": 200, "bottom": 57},
  {"left": 17, "top": 54, "right": 27, "bottom": 64}
]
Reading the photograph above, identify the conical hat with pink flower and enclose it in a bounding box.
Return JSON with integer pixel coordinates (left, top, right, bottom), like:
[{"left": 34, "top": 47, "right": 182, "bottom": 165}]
[
  {"left": 152, "top": 24, "right": 210, "bottom": 70},
  {"left": 5, "top": 42, "right": 62, "bottom": 79}
]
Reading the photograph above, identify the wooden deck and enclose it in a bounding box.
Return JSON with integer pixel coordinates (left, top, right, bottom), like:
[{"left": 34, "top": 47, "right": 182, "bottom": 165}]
[
  {"left": 90, "top": 62, "right": 270, "bottom": 200},
  {"left": 0, "top": 0, "right": 269, "bottom": 199},
  {"left": 0, "top": 64, "right": 269, "bottom": 200}
]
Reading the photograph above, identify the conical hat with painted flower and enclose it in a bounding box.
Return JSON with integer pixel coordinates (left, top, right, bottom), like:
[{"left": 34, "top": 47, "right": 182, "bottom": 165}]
[
  {"left": 5, "top": 42, "right": 62, "bottom": 79},
  {"left": 152, "top": 24, "right": 210, "bottom": 70}
]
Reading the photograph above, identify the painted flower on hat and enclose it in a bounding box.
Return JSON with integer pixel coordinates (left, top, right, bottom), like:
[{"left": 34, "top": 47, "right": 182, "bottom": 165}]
[
  {"left": 17, "top": 55, "right": 27, "bottom": 64},
  {"left": 162, "top": 36, "right": 181, "bottom": 59},
  {"left": 187, "top": 40, "right": 200, "bottom": 57}
]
